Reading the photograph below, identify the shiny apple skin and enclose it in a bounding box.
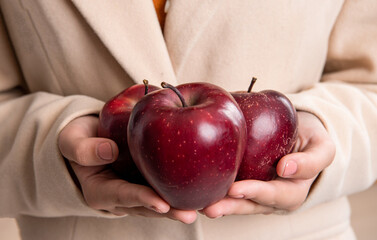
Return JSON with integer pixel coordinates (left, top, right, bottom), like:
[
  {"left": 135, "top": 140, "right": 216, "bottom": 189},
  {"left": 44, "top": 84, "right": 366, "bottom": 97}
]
[
  {"left": 98, "top": 83, "right": 159, "bottom": 184},
  {"left": 232, "top": 90, "right": 298, "bottom": 181},
  {"left": 128, "top": 83, "right": 247, "bottom": 210}
]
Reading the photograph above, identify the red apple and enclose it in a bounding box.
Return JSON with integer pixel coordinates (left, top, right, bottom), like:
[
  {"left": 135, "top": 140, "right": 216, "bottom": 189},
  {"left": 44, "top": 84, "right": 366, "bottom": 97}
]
[
  {"left": 98, "top": 80, "right": 160, "bottom": 184},
  {"left": 232, "top": 78, "right": 298, "bottom": 181},
  {"left": 128, "top": 82, "right": 247, "bottom": 210}
]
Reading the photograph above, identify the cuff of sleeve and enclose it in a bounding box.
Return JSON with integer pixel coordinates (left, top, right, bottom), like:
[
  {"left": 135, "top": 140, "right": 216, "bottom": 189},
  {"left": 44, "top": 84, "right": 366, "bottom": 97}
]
[
  {"left": 285, "top": 90, "right": 337, "bottom": 213},
  {"left": 36, "top": 94, "right": 117, "bottom": 218}
]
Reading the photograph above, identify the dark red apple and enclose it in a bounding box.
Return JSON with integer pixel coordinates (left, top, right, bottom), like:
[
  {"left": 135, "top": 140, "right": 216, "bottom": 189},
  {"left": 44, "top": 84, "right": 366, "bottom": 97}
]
[
  {"left": 128, "top": 82, "right": 247, "bottom": 210},
  {"left": 98, "top": 80, "right": 160, "bottom": 184},
  {"left": 232, "top": 78, "right": 298, "bottom": 181}
]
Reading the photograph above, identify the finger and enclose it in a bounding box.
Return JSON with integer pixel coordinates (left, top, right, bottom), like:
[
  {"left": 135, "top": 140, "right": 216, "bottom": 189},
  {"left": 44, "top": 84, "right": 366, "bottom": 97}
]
[
  {"left": 111, "top": 207, "right": 198, "bottom": 224},
  {"left": 59, "top": 116, "right": 119, "bottom": 166},
  {"left": 79, "top": 171, "right": 170, "bottom": 214},
  {"left": 111, "top": 206, "right": 161, "bottom": 217},
  {"left": 227, "top": 179, "right": 313, "bottom": 211},
  {"left": 168, "top": 208, "right": 198, "bottom": 224},
  {"left": 276, "top": 138, "right": 335, "bottom": 179},
  {"left": 201, "top": 197, "right": 275, "bottom": 218}
]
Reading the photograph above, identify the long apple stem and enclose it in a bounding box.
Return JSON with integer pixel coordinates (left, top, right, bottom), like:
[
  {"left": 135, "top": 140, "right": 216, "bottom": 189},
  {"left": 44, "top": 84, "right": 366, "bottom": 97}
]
[
  {"left": 247, "top": 77, "right": 258, "bottom": 93},
  {"left": 143, "top": 79, "right": 149, "bottom": 95},
  {"left": 161, "top": 82, "right": 188, "bottom": 107}
]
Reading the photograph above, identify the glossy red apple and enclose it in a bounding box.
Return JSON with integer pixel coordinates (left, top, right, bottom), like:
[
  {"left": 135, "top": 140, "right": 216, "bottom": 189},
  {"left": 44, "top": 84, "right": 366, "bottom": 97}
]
[
  {"left": 128, "top": 82, "right": 247, "bottom": 210},
  {"left": 232, "top": 78, "right": 298, "bottom": 181},
  {"left": 98, "top": 80, "right": 159, "bottom": 184}
]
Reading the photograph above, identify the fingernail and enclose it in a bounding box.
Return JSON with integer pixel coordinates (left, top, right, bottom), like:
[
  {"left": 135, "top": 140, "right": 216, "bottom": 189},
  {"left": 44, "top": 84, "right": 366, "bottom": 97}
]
[
  {"left": 149, "top": 206, "right": 164, "bottom": 214},
  {"left": 97, "top": 142, "right": 113, "bottom": 161},
  {"left": 283, "top": 161, "right": 297, "bottom": 176},
  {"left": 230, "top": 194, "right": 244, "bottom": 199}
]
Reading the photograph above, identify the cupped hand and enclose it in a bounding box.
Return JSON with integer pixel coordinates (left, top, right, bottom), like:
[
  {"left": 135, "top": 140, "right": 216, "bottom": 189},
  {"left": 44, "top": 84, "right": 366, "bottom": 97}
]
[
  {"left": 58, "top": 115, "right": 197, "bottom": 224},
  {"left": 201, "top": 111, "right": 335, "bottom": 218}
]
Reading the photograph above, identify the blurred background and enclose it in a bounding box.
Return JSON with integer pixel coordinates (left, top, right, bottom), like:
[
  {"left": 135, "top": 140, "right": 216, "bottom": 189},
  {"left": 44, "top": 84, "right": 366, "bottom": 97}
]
[{"left": 1, "top": 183, "right": 376, "bottom": 240}]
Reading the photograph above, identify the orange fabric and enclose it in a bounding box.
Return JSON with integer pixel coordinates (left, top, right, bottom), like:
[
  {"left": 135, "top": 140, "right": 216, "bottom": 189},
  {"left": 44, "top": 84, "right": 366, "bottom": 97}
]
[{"left": 153, "top": 0, "right": 167, "bottom": 30}]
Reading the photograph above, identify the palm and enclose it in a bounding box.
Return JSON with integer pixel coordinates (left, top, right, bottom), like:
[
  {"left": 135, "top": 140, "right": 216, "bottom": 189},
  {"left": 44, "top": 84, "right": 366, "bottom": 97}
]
[{"left": 201, "top": 111, "right": 335, "bottom": 218}]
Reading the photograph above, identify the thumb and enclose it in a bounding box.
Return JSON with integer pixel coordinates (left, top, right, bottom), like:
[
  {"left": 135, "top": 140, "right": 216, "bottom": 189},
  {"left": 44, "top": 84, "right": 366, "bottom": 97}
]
[
  {"left": 58, "top": 116, "right": 119, "bottom": 166},
  {"left": 276, "top": 111, "right": 335, "bottom": 180},
  {"left": 276, "top": 138, "right": 334, "bottom": 179}
]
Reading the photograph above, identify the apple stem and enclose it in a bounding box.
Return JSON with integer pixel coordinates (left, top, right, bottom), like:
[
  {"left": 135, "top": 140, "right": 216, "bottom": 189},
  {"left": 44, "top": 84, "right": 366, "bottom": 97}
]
[
  {"left": 143, "top": 79, "right": 149, "bottom": 95},
  {"left": 247, "top": 77, "right": 258, "bottom": 93},
  {"left": 161, "top": 82, "right": 188, "bottom": 107}
]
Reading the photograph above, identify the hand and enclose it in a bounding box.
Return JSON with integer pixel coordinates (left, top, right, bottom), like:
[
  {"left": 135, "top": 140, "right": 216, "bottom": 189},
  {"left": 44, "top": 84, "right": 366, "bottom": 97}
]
[
  {"left": 201, "top": 111, "right": 335, "bottom": 218},
  {"left": 58, "top": 115, "right": 197, "bottom": 224}
]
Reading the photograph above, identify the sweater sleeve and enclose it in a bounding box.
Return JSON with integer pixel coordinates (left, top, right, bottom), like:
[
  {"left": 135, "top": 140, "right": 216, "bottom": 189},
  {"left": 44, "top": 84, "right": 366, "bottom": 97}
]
[
  {"left": 0, "top": 9, "right": 113, "bottom": 218},
  {"left": 288, "top": 0, "right": 377, "bottom": 211}
]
